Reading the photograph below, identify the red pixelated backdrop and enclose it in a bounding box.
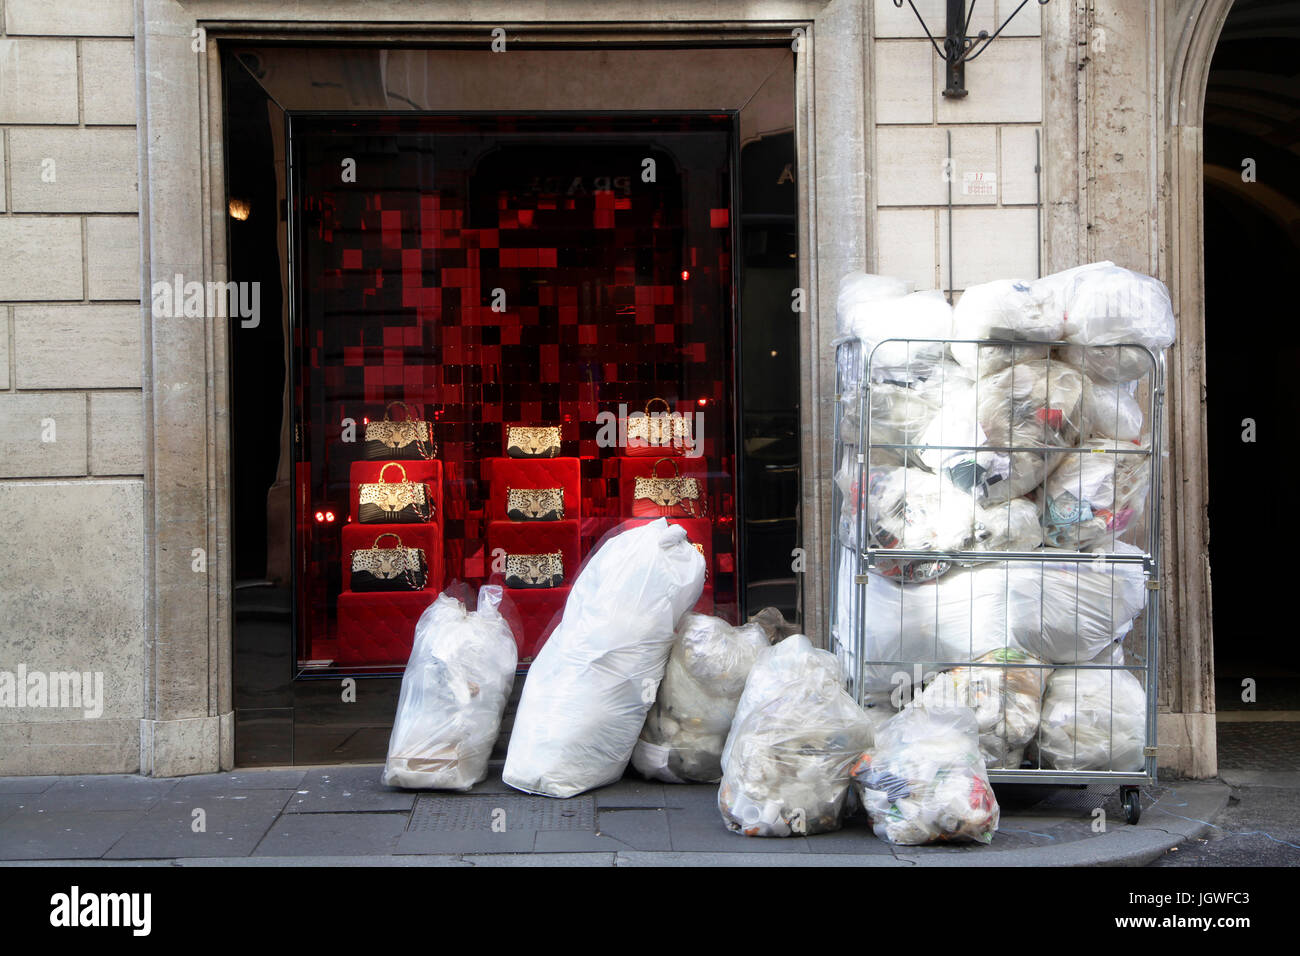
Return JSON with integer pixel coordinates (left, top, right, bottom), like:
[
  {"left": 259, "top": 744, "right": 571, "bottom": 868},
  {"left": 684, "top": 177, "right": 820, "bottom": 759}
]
[{"left": 291, "top": 115, "right": 738, "bottom": 666}]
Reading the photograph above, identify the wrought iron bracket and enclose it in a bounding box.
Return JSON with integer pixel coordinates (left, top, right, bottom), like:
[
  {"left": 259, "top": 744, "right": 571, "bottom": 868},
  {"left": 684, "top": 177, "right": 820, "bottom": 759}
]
[{"left": 893, "top": 0, "right": 1050, "bottom": 98}]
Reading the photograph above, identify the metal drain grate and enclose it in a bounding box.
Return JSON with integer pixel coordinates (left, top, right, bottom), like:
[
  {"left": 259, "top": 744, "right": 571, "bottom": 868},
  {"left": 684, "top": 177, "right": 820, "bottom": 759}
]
[{"left": 408, "top": 794, "right": 596, "bottom": 833}]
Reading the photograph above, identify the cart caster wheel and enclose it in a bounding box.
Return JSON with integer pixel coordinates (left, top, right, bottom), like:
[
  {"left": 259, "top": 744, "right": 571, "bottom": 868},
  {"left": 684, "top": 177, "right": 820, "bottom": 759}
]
[{"left": 1122, "top": 788, "right": 1141, "bottom": 825}]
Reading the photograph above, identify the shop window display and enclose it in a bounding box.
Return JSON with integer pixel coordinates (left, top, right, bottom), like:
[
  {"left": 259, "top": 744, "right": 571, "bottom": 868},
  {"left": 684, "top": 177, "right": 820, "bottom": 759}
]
[{"left": 289, "top": 115, "right": 740, "bottom": 668}]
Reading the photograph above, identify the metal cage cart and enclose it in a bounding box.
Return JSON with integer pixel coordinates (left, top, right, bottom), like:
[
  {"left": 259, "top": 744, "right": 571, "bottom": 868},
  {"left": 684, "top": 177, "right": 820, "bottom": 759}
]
[{"left": 830, "top": 335, "right": 1163, "bottom": 824}]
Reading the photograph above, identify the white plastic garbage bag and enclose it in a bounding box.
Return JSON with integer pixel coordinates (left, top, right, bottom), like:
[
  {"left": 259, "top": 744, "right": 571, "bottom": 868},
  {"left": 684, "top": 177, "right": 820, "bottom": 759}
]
[
  {"left": 632, "top": 609, "right": 783, "bottom": 784},
  {"left": 718, "top": 636, "right": 875, "bottom": 837},
  {"left": 835, "top": 271, "right": 914, "bottom": 338},
  {"left": 382, "top": 586, "right": 518, "bottom": 791},
  {"left": 1005, "top": 544, "right": 1148, "bottom": 663},
  {"left": 918, "top": 649, "right": 1051, "bottom": 769},
  {"left": 975, "top": 360, "right": 1084, "bottom": 501},
  {"left": 1060, "top": 264, "right": 1176, "bottom": 348},
  {"left": 1081, "top": 377, "right": 1145, "bottom": 442},
  {"left": 842, "top": 290, "right": 954, "bottom": 382},
  {"left": 503, "top": 519, "right": 706, "bottom": 797},
  {"left": 1034, "top": 667, "right": 1147, "bottom": 771},
  {"left": 968, "top": 496, "right": 1044, "bottom": 553},
  {"left": 857, "top": 565, "right": 1015, "bottom": 694},
  {"left": 852, "top": 704, "right": 1000, "bottom": 845},
  {"left": 1055, "top": 264, "right": 1176, "bottom": 383},
  {"left": 1030, "top": 260, "right": 1115, "bottom": 327},
  {"left": 951, "top": 279, "right": 1062, "bottom": 373},
  {"left": 917, "top": 360, "right": 1082, "bottom": 503},
  {"left": 866, "top": 466, "right": 978, "bottom": 553},
  {"left": 1041, "top": 441, "right": 1149, "bottom": 549},
  {"left": 835, "top": 461, "right": 955, "bottom": 582}
]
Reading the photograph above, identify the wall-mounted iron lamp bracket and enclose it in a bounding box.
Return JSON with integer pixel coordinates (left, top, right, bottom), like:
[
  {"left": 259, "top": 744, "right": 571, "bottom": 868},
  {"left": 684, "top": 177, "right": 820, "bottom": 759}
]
[{"left": 893, "top": 0, "right": 1050, "bottom": 98}]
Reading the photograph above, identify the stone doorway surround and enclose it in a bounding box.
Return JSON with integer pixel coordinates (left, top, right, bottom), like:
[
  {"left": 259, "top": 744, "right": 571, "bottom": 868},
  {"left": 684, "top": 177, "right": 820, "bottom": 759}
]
[
  {"left": 137, "top": 0, "right": 864, "bottom": 776},
  {"left": 1155, "top": 0, "right": 1234, "bottom": 777}
]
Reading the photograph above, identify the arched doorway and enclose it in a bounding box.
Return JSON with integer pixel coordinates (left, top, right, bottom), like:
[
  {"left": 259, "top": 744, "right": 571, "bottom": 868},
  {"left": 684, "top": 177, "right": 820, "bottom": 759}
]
[{"left": 1203, "top": 0, "right": 1300, "bottom": 770}]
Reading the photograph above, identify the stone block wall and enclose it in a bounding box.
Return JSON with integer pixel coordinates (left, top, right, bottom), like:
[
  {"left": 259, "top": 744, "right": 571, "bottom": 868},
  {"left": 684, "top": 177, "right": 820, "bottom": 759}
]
[
  {"left": 872, "top": 0, "right": 1045, "bottom": 290},
  {"left": 0, "top": 0, "right": 145, "bottom": 773}
]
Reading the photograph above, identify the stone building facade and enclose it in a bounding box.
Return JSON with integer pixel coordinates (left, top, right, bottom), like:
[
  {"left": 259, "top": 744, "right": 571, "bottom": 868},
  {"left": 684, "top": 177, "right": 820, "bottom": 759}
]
[{"left": 0, "top": 0, "right": 1229, "bottom": 777}]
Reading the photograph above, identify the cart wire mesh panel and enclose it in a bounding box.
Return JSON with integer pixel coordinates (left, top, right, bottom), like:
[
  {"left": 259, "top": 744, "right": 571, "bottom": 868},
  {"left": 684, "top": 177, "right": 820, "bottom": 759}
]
[{"left": 830, "top": 336, "right": 1162, "bottom": 806}]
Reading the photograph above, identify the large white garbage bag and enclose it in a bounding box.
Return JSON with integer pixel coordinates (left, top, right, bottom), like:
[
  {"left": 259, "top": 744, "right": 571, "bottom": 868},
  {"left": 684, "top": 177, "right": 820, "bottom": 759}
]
[
  {"left": 975, "top": 360, "right": 1084, "bottom": 501},
  {"left": 835, "top": 271, "right": 914, "bottom": 338},
  {"left": 854, "top": 372, "right": 951, "bottom": 449},
  {"left": 632, "top": 609, "right": 783, "bottom": 784},
  {"left": 1081, "top": 378, "right": 1144, "bottom": 442},
  {"left": 1055, "top": 264, "right": 1176, "bottom": 383},
  {"left": 1005, "top": 544, "right": 1148, "bottom": 663},
  {"left": 1034, "top": 667, "right": 1147, "bottom": 771},
  {"left": 503, "top": 519, "right": 706, "bottom": 797},
  {"left": 382, "top": 586, "right": 518, "bottom": 791},
  {"left": 918, "top": 648, "right": 1051, "bottom": 769},
  {"left": 842, "top": 290, "right": 955, "bottom": 382},
  {"left": 834, "top": 461, "right": 956, "bottom": 582},
  {"left": 917, "top": 360, "right": 1083, "bottom": 503},
  {"left": 857, "top": 566, "right": 1014, "bottom": 694},
  {"left": 951, "top": 279, "right": 1061, "bottom": 373},
  {"left": 718, "top": 636, "right": 875, "bottom": 837},
  {"left": 852, "top": 704, "right": 1000, "bottom": 845},
  {"left": 1030, "top": 260, "right": 1115, "bottom": 322}
]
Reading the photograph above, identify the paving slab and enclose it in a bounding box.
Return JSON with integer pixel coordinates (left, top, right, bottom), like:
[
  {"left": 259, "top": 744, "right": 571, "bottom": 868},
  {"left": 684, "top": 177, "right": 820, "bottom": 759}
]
[
  {"left": 253, "top": 811, "right": 411, "bottom": 856},
  {"left": 0, "top": 777, "right": 59, "bottom": 795},
  {"left": 615, "top": 850, "right": 908, "bottom": 867},
  {"left": 25, "top": 775, "right": 175, "bottom": 813},
  {"left": 666, "top": 806, "right": 809, "bottom": 853},
  {"left": 0, "top": 794, "right": 32, "bottom": 825},
  {"left": 105, "top": 789, "right": 294, "bottom": 859},
  {"left": 285, "top": 765, "right": 415, "bottom": 814},
  {"left": 397, "top": 828, "right": 537, "bottom": 854},
  {"left": 167, "top": 770, "right": 308, "bottom": 794},
  {"left": 0, "top": 810, "right": 143, "bottom": 861},
  {"left": 464, "top": 852, "right": 616, "bottom": 866},
  {"left": 801, "top": 817, "right": 898, "bottom": 855},
  {"left": 591, "top": 778, "right": 669, "bottom": 809}
]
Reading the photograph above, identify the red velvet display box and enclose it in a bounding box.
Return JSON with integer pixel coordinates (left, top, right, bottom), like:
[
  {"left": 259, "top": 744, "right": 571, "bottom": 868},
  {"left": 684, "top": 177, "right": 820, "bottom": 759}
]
[
  {"left": 485, "top": 520, "right": 580, "bottom": 661},
  {"left": 348, "top": 460, "right": 443, "bottom": 525},
  {"left": 340, "top": 523, "right": 443, "bottom": 595},
  {"left": 498, "top": 585, "right": 570, "bottom": 662},
  {"left": 617, "top": 456, "right": 709, "bottom": 519},
  {"left": 485, "top": 456, "right": 581, "bottom": 522},
  {"left": 335, "top": 590, "right": 435, "bottom": 666},
  {"left": 485, "top": 519, "right": 582, "bottom": 585},
  {"left": 624, "top": 517, "right": 714, "bottom": 613}
]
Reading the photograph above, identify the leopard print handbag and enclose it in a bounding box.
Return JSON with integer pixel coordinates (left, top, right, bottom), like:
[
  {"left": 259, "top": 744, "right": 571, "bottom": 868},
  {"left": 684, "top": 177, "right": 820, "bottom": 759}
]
[
  {"left": 506, "top": 425, "right": 562, "bottom": 458},
  {"left": 357, "top": 462, "right": 434, "bottom": 524},
  {"left": 362, "top": 401, "right": 436, "bottom": 461},
  {"left": 631, "top": 457, "right": 705, "bottom": 518},
  {"left": 504, "top": 551, "right": 564, "bottom": 589},
  {"left": 506, "top": 487, "right": 564, "bottom": 521},
  {"left": 349, "top": 533, "right": 428, "bottom": 591}
]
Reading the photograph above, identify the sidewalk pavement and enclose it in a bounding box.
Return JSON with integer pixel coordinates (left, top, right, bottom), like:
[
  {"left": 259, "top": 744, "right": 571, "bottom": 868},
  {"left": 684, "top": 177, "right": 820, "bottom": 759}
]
[{"left": 0, "top": 763, "right": 1229, "bottom": 866}]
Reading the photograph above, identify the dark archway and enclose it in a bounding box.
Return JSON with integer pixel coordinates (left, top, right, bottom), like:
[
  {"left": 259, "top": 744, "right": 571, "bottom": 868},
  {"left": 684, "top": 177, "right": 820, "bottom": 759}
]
[{"left": 1204, "top": 0, "right": 1300, "bottom": 766}]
